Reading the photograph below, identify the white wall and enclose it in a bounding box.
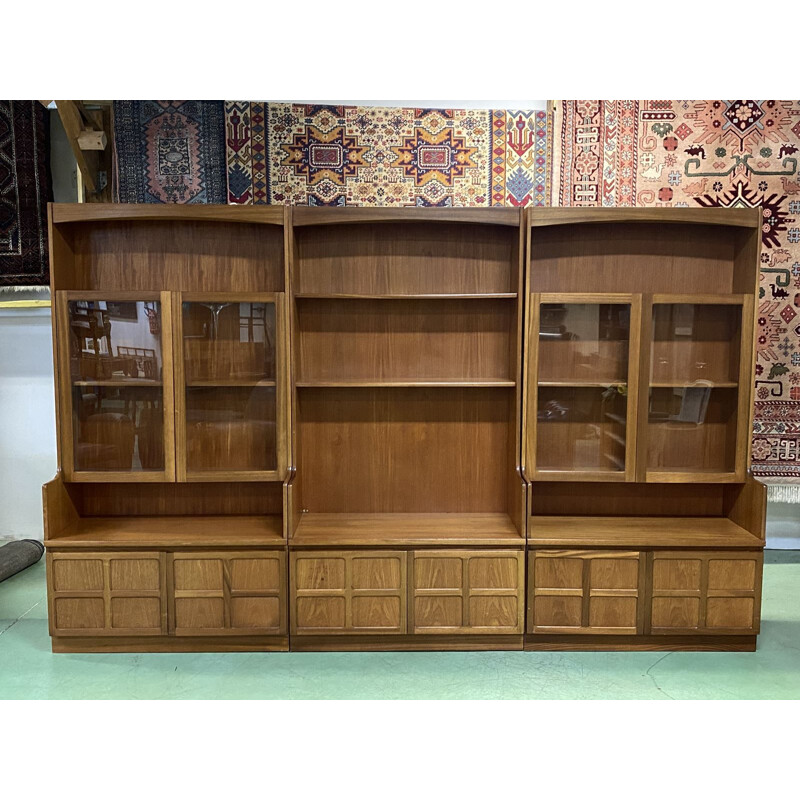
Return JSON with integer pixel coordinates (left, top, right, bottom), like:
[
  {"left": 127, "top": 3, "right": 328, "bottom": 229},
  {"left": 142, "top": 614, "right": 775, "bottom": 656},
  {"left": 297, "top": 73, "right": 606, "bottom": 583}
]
[{"left": 0, "top": 307, "right": 57, "bottom": 540}]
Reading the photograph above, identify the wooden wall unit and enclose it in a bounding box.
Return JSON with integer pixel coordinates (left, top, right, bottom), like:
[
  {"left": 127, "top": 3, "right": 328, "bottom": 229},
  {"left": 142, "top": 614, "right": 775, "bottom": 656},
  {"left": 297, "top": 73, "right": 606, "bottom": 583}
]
[
  {"left": 43, "top": 204, "right": 764, "bottom": 653},
  {"left": 44, "top": 204, "right": 290, "bottom": 652},
  {"left": 523, "top": 207, "right": 765, "bottom": 651}
]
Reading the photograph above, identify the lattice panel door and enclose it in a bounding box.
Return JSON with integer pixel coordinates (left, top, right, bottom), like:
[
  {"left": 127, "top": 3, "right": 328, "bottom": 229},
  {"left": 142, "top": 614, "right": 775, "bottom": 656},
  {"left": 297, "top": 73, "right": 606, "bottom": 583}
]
[
  {"left": 528, "top": 550, "right": 645, "bottom": 635},
  {"left": 411, "top": 550, "right": 524, "bottom": 634},
  {"left": 648, "top": 551, "right": 762, "bottom": 634},
  {"left": 170, "top": 551, "right": 286, "bottom": 636},
  {"left": 48, "top": 551, "right": 166, "bottom": 636},
  {"left": 291, "top": 551, "right": 407, "bottom": 635}
]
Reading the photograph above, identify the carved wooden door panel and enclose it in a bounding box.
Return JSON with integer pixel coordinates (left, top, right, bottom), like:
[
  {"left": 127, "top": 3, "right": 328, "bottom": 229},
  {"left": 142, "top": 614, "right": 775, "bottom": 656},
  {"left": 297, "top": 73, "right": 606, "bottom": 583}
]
[
  {"left": 411, "top": 550, "right": 524, "bottom": 634},
  {"left": 48, "top": 551, "right": 166, "bottom": 636},
  {"left": 528, "top": 550, "right": 645, "bottom": 634},
  {"left": 648, "top": 551, "right": 762, "bottom": 634},
  {"left": 170, "top": 551, "right": 286, "bottom": 636},
  {"left": 290, "top": 551, "right": 407, "bottom": 635}
]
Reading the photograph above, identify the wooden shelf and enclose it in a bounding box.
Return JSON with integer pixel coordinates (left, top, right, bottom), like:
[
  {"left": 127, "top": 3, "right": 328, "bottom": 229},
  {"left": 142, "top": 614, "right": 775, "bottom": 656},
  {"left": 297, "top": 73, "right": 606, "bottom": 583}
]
[
  {"left": 45, "top": 515, "right": 284, "bottom": 549},
  {"left": 295, "top": 293, "right": 518, "bottom": 300},
  {"left": 292, "top": 512, "right": 524, "bottom": 547},
  {"left": 186, "top": 379, "right": 276, "bottom": 387},
  {"left": 72, "top": 380, "right": 162, "bottom": 387},
  {"left": 296, "top": 380, "right": 516, "bottom": 388},
  {"left": 650, "top": 381, "right": 738, "bottom": 388},
  {"left": 529, "top": 516, "right": 763, "bottom": 549},
  {"left": 538, "top": 380, "right": 627, "bottom": 388}
]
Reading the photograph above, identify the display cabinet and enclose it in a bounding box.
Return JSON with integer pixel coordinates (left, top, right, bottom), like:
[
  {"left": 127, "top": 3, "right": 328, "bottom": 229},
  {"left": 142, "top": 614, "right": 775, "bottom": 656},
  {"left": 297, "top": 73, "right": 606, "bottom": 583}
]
[
  {"left": 43, "top": 205, "right": 290, "bottom": 653},
  {"left": 523, "top": 208, "right": 766, "bottom": 651}
]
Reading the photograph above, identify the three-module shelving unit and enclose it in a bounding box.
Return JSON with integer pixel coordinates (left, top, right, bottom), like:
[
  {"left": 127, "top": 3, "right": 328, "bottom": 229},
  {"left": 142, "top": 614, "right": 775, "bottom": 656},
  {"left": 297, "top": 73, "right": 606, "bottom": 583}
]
[{"left": 43, "top": 204, "right": 766, "bottom": 652}]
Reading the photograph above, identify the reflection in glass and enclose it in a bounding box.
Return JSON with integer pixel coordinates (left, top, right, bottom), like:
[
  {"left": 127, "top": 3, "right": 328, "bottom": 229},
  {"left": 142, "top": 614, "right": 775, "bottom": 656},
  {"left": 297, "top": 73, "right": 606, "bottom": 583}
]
[
  {"left": 67, "top": 300, "right": 164, "bottom": 472},
  {"left": 537, "top": 385, "right": 628, "bottom": 473},
  {"left": 647, "top": 386, "right": 737, "bottom": 473},
  {"left": 182, "top": 301, "right": 276, "bottom": 384},
  {"left": 651, "top": 304, "right": 741, "bottom": 386},
  {"left": 181, "top": 301, "right": 278, "bottom": 474},
  {"left": 538, "top": 303, "right": 630, "bottom": 384}
]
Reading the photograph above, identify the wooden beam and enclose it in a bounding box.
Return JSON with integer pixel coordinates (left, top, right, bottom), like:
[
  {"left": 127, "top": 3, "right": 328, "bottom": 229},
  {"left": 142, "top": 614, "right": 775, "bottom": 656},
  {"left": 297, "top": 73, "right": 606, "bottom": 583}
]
[
  {"left": 56, "top": 100, "right": 97, "bottom": 193},
  {"left": 78, "top": 130, "right": 108, "bottom": 150}
]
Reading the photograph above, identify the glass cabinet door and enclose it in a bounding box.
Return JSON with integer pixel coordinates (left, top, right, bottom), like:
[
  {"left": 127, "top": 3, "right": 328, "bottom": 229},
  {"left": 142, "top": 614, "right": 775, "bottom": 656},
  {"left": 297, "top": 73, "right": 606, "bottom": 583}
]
[
  {"left": 532, "top": 295, "right": 640, "bottom": 480},
  {"left": 58, "top": 292, "right": 174, "bottom": 480},
  {"left": 176, "top": 294, "right": 283, "bottom": 480},
  {"left": 645, "top": 297, "right": 750, "bottom": 480}
]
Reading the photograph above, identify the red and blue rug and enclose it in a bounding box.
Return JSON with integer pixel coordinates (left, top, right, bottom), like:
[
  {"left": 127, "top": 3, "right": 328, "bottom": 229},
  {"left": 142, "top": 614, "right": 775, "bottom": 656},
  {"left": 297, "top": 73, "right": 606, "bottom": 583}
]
[
  {"left": 0, "top": 101, "right": 50, "bottom": 288},
  {"left": 113, "top": 101, "right": 227, "bottom": 204}
]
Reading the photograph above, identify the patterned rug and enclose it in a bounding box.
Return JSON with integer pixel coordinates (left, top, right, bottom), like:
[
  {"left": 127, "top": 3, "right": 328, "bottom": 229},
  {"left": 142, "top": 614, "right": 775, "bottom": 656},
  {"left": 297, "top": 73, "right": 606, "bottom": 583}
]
[
  {"left": 551, "top": 100, "right": 800, "bottom": 490},
  {"left": 225, "top": 103, "right": 550, "bottom": 207},
  {"left": 0, "top": 101, "right": 50, "bottom": 288},
  {"left": 114, "top": 101, "right": 227, "bottom": 204}
]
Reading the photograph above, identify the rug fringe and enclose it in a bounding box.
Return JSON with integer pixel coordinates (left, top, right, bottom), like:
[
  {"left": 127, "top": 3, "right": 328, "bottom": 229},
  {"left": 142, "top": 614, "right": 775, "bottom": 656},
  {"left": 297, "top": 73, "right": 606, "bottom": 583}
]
[
  {"left": 766, "top": 483, "right": 800, "bottom": 504},
  {"left": 0, "top": 285, "right": 50, "bottom": 295}
]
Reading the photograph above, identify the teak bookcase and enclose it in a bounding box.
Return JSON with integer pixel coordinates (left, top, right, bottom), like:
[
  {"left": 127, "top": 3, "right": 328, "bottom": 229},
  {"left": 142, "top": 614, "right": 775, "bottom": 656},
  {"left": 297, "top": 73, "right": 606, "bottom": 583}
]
[{"left": 42, "top": 204, "right": 766, "bottom": 653}]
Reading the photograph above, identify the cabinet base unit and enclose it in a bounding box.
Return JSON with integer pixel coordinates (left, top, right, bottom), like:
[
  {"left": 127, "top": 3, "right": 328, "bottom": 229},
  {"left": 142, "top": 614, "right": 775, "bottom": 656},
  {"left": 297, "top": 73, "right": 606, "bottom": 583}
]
[
  {"left": 289, "top": 547, "right": 526, "bottom": 648},
  {"left": 526, "top": 547, "right": 763, "bottom": 651}
]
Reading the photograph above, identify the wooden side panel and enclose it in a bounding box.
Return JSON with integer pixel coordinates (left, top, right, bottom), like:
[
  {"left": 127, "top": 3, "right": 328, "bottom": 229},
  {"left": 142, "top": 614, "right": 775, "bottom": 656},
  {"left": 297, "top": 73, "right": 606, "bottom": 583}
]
[
  {"left": 48, "top": 551, "right": 166, "bottom": 636},
  {"left": 290, "top": 551, "right": 407, "bottom": 635},
  {"left": 648, "top": 550, "right": 762, "bottom": 634},
  {"left": 170, "top": 551, "right": 286, "bottom": 636},
  {"left": 410, "top": 550, "right": 524, "bottom": 634},
  {"left": 528, "top": 550, "right": 645, "bottom": 635}
]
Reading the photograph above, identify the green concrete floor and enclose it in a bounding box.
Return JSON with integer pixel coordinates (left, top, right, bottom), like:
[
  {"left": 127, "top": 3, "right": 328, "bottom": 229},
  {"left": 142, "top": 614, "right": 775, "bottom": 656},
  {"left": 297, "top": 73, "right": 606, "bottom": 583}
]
[{"left": 1, "top": 553, "right": 799, "bottom": 700}]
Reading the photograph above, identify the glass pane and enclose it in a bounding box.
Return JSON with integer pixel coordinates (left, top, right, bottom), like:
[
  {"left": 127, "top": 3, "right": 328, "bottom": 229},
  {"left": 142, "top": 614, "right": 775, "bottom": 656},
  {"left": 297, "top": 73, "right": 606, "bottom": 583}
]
[
  {"left": 537, "top": 385, "right": 628, "bottom": 473},
  {"left": 647, "top": 386, "right": 737, "bottom": 472},
  {"left": 182, "top": 301, "right": 278, "bottom": 474},
  {"left": 185, "top": 386, "right": 277, "bottom": 472},
  {"left": 651, "top": 304, "right": 741, "bottom": 386},
  {"left": 648, "top": 304, "right": 742, "bottom": 474},
  {"left": 67, "top": 300, "right": 164, "bottom": 472},
  {"left": 182, "top": 301, "right": 276, "bottom": 384},
  {"left": 538, "top": 303, "right": 630, "bottom": 384}
]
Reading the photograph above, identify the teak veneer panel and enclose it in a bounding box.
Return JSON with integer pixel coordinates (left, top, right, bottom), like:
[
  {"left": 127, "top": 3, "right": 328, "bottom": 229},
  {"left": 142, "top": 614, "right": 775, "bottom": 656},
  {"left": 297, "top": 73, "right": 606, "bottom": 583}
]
[
  {"left": 410, "top": 550, "right": 525, "bottom": 634},
  {"left": 290, "top": 551, "right": 407, "bottom": 635},
  {"left": 68, "top": 481, "right": 284, "bottom": 518},
  {"left": 66, "top": 220, "right": 285, "bottom": 293},
  {"left": 295, "top": 222, "right": 516, "bottom": 296},
  {"left": 297, "top": 298, "right": 515, "bottom": 383},
  {"left": 292, "top": 512, "right": 523, "bottom": 548},
  {"left": 529, "top": 482, "right": 727, "bottom": 517},
  {"left": 528, "top": 550, "right": 646, "bottom": 635},
  {"left": 647, "top": 550, "right": 763, "bottom": 634},
  {"left": 528, "top": 516, "right": 763, "bottom": 549},
  {"left": 169, "top": 551, "right": 287, "bottom": 636},
  {"left": 47, "top": 551, "right": 167, "bottom": 637},
  {"left": 46, "top": 515, "right": 284, "bottom": 549},
  {"left": 297, "top": 386, "right": 512, "bottom": 514},
  {"left": 52, "top": 203, "right": 286, "bottom": 225},
  {"left": 528, "top": 217, "right": 757, "bottom": 295}
]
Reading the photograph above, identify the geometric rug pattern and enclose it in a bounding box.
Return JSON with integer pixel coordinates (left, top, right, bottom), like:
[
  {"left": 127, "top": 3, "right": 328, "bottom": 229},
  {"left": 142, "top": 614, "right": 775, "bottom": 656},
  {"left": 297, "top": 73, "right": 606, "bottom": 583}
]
[
  {"left": 0, "top": 100, "right": 51, "bottom": 287},
  {"left": 225, "top": 102, "right": 551, "bottom": 207},
  {"left": 114, "top": 101, "right": 227, "bottom": 204}
]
